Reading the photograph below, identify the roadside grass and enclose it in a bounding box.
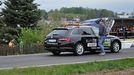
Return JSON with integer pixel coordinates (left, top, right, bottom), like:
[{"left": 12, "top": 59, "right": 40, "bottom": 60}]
[{"left": 0, "top": 58, "right": 134, "bottom": 75}]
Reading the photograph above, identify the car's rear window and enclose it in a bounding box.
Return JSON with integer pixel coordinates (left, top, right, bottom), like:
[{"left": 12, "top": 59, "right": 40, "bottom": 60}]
[{"left": 47, "top": 29, "right": 69, "bottom": 36}]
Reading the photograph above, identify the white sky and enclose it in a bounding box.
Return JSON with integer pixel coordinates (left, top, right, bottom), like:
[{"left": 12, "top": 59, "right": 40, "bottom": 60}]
[
  {"left": 0, "top": 0, "right": 134, "bottom": 13},
  {"left": 34, "top": 0, "right": 134, "bottom": 12}
]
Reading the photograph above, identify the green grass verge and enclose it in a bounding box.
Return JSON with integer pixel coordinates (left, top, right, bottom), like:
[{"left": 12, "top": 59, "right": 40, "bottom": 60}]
[{"left": 0, "top": 58, "right": 134, "bottom": 75}]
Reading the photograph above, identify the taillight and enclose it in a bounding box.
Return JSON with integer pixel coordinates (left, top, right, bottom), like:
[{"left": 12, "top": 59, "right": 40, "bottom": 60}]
[{"left": 59, "top": 37, "right": 71, "bottom": 42}]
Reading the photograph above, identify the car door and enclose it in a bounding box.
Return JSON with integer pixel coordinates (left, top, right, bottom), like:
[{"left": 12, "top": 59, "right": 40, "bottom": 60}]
[
  {"left": 91, "top": 24, "right": 111, "bottom": 47},
  {"left": 81, "top": 27, "right": 98, "bottom": 48}
]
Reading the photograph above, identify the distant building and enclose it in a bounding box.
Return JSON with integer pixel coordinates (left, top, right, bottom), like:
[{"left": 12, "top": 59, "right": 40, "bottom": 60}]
[
  {"left": 110, "top": 18, "right": 134, "bottom": 38},
  {"left": 117, "top": 12, "right": 132, "bottom": 18}
]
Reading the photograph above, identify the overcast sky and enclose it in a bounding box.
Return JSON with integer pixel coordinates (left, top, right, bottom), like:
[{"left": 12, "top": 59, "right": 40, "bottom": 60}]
[{"left": 1, "top": 0, "right": 134, "bottom": 13}]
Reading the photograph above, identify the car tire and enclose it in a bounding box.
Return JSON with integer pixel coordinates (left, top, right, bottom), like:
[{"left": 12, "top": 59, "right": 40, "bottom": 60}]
[
  {"left": 74, "top": 43, "right": 84, "bottom": 56},
  {"left": 111, "top": 41, "right": 121, "bottom": 53},
  {"left": 52, "top": 51, "right": 61, "bottom": 56}
]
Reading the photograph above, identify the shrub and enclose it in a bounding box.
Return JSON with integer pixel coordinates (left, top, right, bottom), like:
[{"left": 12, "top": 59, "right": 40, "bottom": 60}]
[{"left": 18, "top": 28, "right": 45, "bottom": 45}]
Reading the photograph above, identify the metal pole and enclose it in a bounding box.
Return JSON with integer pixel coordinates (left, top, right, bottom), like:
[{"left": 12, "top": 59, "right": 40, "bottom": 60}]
[{"left": 122, "top": 18, "right": 125, "bottom": 40}]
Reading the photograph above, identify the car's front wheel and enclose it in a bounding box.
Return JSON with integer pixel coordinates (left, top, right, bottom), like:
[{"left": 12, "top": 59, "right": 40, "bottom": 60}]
[
  {"left": 52, "top": 51, "right": 61, "bottom": 56},
  {"left": 111, "top": 41, "right": 121, "bottom": 53},
  {"left": 74, "top": 43, "right": 84, "bottom": 56}
]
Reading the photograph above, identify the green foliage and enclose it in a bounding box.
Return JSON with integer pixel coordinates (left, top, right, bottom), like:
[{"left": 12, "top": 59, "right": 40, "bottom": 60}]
[
  {"left": 40, "top": 10, "right": 48, "bottom": 20},
  {"left": 0, "top": 17, "right": 4, "bottom": 28},
  {"left": 0, "top": 27, "right": 19, "bottom": 44},
  {"left": 48, "top": 7, "right": 115, "bottom": 21},
  {"left": 0, "top": 0, "right": 41, "bottom": 45},
  {"left": 0, "top": 58, "right": 134, "bottom": 75},
  {"left": 1, "top": 0, "right": 41, "bottom": 28},
  {"left": 60, "top": 7, "right": 88, "bottom": 14},
  {"left": 18, "top": 28, "right": 45, "bottom": 45}
]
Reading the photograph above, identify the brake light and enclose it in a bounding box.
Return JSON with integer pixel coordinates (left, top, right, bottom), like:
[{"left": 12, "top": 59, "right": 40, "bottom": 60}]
[{"left": 59, "top": 37, "right": 71, "bottom": 42}]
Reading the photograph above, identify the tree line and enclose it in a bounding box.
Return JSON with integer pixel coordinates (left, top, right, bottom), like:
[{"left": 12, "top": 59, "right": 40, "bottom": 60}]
[{"left": 42, "top": 7, "right": 115, "bottom": 21}]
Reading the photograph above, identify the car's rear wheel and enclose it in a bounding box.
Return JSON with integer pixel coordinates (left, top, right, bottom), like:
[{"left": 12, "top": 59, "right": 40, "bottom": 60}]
[
  {"left": 52, "top": 51, "right": 61, "bottom": 56},
  {"left": 111, "top": 41, "right": 121, "bottom": 53},
  {"left": 74, "top": 43, "right": 84, "bottom": 56}
]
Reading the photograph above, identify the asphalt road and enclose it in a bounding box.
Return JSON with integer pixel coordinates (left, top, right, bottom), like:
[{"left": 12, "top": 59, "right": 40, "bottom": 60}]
[{"left": 0, "top": 48, "right": 134, "bottom": 69}]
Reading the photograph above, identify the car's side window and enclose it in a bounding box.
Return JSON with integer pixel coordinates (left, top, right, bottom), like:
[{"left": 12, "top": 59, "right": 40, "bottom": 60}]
[
  {"left": 81, "top": 27, "right": 94, "bottom": 35},
  {"left": 91, "top": 27, "right": 99, "bottom": 36},
  {"left": 71, "top": 28, "right": 80, "bottom": 35}
]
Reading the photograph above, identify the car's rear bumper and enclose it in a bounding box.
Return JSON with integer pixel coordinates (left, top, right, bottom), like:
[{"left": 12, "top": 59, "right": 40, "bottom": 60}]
[
  {"left": 44, "top": 43, "right": 75, "bottom": 52},
  {"left": 45, "top": 46, "right": 74, "bottom": 52}
]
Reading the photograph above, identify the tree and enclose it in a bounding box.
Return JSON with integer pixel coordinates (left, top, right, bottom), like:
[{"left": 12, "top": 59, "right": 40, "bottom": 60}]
[
  {"left": 1, "top": 0, "right": 41, "bottom": 28},
  {"left": 99, "top": 9, "right": 114, "bottom": 17},
  {"left": 0, "top": 0, "right": 41, "bottom": 44},
  {"left": 40, "top": 10, "right": 48, "bottom": 20},
  {"left": 47, "top": 7, "right": 115, "bottom": 21}
]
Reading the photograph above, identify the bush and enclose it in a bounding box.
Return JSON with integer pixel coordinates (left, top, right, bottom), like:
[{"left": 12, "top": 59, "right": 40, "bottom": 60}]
[{"left": 18, "top": 28, "right": 45, "bottom": 45}]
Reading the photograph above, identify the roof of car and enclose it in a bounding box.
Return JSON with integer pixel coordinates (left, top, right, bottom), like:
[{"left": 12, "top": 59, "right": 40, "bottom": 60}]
[{"left": 54, "top": 25, "right": 93, "bottom": 30}]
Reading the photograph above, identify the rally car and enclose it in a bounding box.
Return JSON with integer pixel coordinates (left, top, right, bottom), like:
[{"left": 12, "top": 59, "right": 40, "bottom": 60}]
[{"left": 44, "top": 18, "right": 122, "bottom": 56}]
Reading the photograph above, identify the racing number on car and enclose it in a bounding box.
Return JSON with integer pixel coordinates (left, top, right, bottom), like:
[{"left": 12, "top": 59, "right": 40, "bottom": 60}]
[{"left": 104, "top": 39, "right": 110, "bottom": 46}]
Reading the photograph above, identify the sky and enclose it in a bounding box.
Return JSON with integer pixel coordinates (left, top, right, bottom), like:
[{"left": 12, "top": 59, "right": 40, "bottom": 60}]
[
  {"left": 34, "top": 0, "right": 134, "bottom": 13},
  {"left": 0, "top": 0, "right": 134, "bottom": 13}
]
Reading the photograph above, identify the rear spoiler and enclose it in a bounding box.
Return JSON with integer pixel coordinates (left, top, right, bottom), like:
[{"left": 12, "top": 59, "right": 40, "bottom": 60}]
[{"left": 53, "top": 28, "right": 68, "bottom": 30}]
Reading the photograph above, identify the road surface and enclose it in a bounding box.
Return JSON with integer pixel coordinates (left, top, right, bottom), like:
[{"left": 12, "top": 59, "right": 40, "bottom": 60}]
[{"left": 0, "top": 48, "right": 134, "bottom": 69}]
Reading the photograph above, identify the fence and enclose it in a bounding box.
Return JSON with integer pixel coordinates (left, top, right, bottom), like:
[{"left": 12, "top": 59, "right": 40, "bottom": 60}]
[{"left": 0, "top": 44, "right": 45, "bottom": 56}]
